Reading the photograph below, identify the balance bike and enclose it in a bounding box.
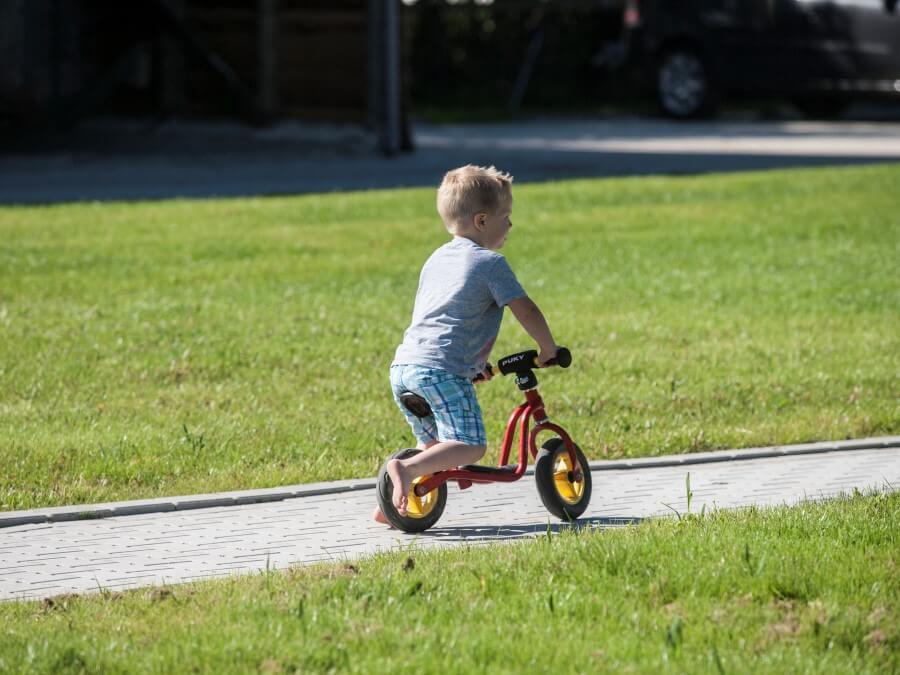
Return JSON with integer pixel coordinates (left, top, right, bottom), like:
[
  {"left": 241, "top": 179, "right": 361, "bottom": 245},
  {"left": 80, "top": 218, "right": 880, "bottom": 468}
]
[{"left": 376, "top": 347, "right": 592, "bottom": 532}]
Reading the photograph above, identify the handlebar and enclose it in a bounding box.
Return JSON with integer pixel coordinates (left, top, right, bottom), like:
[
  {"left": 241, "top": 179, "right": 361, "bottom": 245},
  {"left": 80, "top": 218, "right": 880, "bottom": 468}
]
[{"left": 497, "top": 346, "right": 572, "bottom": 376}]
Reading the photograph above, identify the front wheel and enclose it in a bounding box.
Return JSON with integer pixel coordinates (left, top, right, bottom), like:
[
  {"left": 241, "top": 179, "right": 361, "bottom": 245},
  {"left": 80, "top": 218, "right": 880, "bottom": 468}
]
[
  {"left": 535, "top": 438, "right": 592, "bottom": 521},
  {"left": 376, "top": 448, "right": 447, "bottom": 532}
]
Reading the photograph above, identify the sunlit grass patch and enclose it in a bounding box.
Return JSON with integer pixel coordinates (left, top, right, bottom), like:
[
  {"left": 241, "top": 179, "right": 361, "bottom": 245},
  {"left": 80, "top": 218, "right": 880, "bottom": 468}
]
[
  {"left": 0, "top": 491, "right": 896, "bottom": 673},
  {"left": 0, "top": 163, "right": 898, "bottom": 509}
]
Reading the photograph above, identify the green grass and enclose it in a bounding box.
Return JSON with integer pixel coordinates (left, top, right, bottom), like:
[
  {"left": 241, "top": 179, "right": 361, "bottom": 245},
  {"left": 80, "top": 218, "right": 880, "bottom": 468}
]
[
  {"left": 1, "top": 492, "right": 896, "bottom": 673},
  {"left": 1, "top": 164, "right": 898, "bottom": 510}
]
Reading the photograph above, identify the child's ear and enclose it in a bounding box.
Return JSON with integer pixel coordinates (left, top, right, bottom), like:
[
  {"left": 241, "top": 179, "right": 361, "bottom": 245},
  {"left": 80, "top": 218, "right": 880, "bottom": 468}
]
[{"left": 473, "top": 213, "right": 486, "bottom": 231}]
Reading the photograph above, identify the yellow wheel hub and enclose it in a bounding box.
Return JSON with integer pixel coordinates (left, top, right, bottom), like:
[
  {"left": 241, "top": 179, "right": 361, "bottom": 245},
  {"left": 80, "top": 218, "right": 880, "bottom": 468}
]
[
  {"left": 553, "top": 450, "right": 585, "bottom": 505},
  {"left": 406, "top": 476, "right": 439, "bottom": 519}
]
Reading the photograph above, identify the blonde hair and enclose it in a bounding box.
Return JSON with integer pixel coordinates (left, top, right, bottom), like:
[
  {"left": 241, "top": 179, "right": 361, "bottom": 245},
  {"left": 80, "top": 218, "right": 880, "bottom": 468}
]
[{"left": 436, "top": 165, "right": 513, "bottom": 232}]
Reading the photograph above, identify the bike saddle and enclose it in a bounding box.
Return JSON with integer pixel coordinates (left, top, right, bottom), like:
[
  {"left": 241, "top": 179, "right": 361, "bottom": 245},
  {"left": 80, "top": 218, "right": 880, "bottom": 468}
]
[{"left": 400, "top": 392, "right": 432, "bottom": 419}]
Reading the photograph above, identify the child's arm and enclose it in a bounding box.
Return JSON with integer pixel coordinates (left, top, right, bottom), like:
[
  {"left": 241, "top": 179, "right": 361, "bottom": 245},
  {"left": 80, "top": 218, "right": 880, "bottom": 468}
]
[{"left": 507, "top": 296, "right": 558, "bottom": 366}]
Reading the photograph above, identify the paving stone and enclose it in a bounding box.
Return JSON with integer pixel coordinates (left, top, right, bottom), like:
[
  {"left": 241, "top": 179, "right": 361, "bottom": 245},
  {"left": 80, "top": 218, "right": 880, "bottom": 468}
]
[{"left": 1, "top": 445, "right": 898, "bottom": 602}]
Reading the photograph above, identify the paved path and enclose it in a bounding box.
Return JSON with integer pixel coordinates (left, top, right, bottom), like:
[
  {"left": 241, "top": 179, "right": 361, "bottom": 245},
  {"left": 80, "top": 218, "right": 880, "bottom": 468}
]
[
  {"left": 2, "top": 118, "right": 899, "bottom": 204},
  {"left": 1, "top": 437, "right": 898, "bottom": 603}
]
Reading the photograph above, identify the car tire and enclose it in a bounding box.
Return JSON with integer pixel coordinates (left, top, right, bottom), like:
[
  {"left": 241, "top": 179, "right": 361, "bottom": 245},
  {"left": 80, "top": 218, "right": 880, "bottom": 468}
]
[{"left": 656, "top": 48, "right": 716, "bottom": 119}]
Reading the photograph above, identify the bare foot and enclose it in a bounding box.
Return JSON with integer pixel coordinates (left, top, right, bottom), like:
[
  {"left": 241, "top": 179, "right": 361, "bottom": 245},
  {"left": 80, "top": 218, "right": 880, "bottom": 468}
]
[
  {"left": 372, "top": 506, "right": 394, "bottom": 527},
  {"left": 386, "top": 458, "right": 411, "bottom": 515}
]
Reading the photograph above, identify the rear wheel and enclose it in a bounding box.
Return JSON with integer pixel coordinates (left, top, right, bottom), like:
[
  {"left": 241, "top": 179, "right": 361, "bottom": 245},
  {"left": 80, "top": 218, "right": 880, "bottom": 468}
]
[
  {"left": 534, "top": 438, "right": 592, "bottom": 521},
  {"left": 657, "top": 48, "right": 716, "bottom": 119},
  {"left": 376, "top": 448, "right": 447, "bottom": 532}
]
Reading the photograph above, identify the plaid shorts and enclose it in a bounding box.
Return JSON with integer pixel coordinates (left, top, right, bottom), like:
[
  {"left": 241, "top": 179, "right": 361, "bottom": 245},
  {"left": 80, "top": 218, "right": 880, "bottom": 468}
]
[{"left": 390, "top": 364, "right": 487, "bottom": 447}]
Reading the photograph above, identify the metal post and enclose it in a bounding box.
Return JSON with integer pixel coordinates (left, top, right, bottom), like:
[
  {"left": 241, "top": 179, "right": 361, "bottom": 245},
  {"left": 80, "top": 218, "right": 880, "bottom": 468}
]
[
  {"left": 51, "top": 0, "right": 61, "bottom": 104},
  {"left": 367, "top": 0, "right": 381, "bottom": 134},
  {"left": 258, "top": 0, "right": 277, "bottom": 120},
  {"left": 382, "top": 0, "right": 401, "bottom": 155},
  {"left": 160, "top": 0, "right": 185, "bottom": 115},
  {"left": 369, "top": 0, "right": 404, "bottom": 155}
]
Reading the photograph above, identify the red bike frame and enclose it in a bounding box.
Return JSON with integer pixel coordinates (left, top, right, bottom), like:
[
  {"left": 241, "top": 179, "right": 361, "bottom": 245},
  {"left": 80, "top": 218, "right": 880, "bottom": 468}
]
[{"left": 413, "top": 388, "right": 580, "bottom": 497}]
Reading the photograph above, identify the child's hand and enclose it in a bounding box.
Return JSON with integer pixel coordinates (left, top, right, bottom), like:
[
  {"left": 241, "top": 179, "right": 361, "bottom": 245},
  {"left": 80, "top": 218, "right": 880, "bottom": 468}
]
[
  {"left": 537, "top": 346, "right": 558, "bottom": 367},
  {"left": 473, "top": 363, "right": 494, "bottom": 384}
]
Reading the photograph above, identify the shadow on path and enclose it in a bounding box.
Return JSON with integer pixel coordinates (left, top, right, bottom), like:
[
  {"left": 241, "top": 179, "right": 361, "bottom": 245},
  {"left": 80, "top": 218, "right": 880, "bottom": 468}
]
[
  {"left": 2, "top": 117, "right": 900, "bottom": 205},
  {"left": 418, "top": 516, "right": 644, "bottom": 543}
]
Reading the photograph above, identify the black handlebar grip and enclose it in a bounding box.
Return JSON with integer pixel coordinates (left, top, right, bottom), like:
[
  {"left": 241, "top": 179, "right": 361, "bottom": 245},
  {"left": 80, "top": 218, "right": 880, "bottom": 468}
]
[
  {"left": 498, "top": 350, "right": 538, "bottom": 375},
  {"left": 497, "top": 347, "right": 572, "bottom": 374},
  {"left": 539, "top": 346, "right": 571, "bottom": 368}
]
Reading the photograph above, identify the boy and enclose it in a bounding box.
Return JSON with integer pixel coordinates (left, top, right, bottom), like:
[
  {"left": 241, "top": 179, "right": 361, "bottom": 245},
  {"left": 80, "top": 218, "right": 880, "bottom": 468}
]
[{"left": 375, "top": 165, "right": 558, "bottom": 522}]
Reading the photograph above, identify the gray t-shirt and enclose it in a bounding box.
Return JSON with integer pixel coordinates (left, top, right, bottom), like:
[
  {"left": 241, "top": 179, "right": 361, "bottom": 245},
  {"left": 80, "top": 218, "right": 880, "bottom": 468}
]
[{"left": 393, "top": 237, "right": 526, "bottom": 379}]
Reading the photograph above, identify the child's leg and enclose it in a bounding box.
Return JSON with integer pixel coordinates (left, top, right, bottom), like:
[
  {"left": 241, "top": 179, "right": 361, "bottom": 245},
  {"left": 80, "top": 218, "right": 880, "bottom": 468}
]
[
  {"left": 376, "top": 365, "right": 442, "bottom": 523},
  {"left": 372, "top": 508, "right": 391, "bottom": 525},
  {"left": 373, "top": 439, "right": 438, "bottom": 524},
  {"left": 387, "top": 441, "right": 486, "bottom": 515},
  {"left": 391, "top": 441, "right": 485, "bottom": 490},
  {"left": 380, "top": 364, "right": 486, "bottom": 518}
]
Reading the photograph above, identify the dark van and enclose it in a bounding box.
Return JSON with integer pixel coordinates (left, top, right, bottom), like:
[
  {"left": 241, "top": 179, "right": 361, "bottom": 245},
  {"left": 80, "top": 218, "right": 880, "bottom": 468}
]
[{"left": 599, "top": 0, "right": 900, "bottom": 118}]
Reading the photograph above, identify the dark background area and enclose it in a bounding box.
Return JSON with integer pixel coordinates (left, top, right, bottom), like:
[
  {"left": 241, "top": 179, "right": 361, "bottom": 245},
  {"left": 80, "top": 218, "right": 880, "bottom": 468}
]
[
  {"left": 402, "top": 0, "right": 630, "bottom": 117},
  {"left": 0, "top": 0, "right": 635, "bottom": 136},
  {"left": 0, "top": 1, "right": 898, "bottom": 204},
  {"left": 0, "top": 0, "right": 371, "bottom": 127},
  {"left": 1, "top": 0, "right": 899, "bottom": 155}
]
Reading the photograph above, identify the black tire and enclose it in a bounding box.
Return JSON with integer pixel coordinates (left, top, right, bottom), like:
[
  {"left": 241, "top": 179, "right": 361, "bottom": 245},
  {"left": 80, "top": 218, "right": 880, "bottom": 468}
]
[
  {"left": 656, "top": 48, "right": 716, "bottom": 119},
  {"left": 535, "top": 438, "right": 592, "bottom": 521},
  {"left": 376, "top": 448, "right": 448, "bottom": 533}
]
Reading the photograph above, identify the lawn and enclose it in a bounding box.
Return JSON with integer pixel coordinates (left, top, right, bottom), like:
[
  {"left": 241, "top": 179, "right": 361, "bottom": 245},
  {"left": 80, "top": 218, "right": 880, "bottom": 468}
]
[
  {"left": 0, "top": 491, "right": 896, "bottom": 673},
  {"left": 1, "top": 163, "right": 898, "bottom": 510}
]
